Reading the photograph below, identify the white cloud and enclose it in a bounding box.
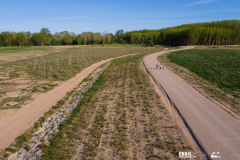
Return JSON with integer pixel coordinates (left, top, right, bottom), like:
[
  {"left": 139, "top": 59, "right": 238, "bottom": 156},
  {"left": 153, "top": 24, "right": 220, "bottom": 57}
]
[{"left": 183, "top": 0, "right": 219, "bottom": 7}]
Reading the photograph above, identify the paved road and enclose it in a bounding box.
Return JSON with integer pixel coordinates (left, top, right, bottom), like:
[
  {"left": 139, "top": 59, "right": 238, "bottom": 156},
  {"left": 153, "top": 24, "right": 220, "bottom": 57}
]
[{"left": 143, "top": 47, "right": 240, "bottom": 160}]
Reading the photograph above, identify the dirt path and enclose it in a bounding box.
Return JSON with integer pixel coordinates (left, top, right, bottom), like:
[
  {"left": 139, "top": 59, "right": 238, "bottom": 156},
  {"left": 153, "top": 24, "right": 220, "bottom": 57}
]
[
  {"left": 143, "top": 47, "right": 240, "bottom": 160},
  {"left": 0, "top": 54, "right": 136, "bottom": 150}
]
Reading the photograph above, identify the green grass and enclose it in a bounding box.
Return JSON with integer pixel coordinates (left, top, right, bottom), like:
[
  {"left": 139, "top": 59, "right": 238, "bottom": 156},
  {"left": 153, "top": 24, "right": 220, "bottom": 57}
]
[
  {"left": 0, "top": 46, "right": 54, "bottom": 54},
  {"left": 167, "top": 49, "right": 240, "bottom": 93}
]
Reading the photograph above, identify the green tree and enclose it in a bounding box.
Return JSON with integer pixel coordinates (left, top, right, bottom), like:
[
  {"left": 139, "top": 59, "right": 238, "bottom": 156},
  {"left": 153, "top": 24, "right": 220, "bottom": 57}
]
[
  {"left": 53, "top": 32, "right": 62, "bottom": 41},
  {"left": 30, "top": 33, "right": 46, "bottom": 46},
  {"left": 62, "top": 31, "right": 70, "bottom": 37},
  {"left": 146, "top": 40, "right": 155, "bottom": 46},
  {"left": 63, "top": 36, "right": 72, "bottom": 45},
  {"left": 187, "top": 26, "right": 200, "bottom": 45},
  {"left": 15, "top": 32, "right": 27, "bottom": 47},
  {"left": 76, "top": 34, "right": 83, "bottom": 45},
  {"left": 25, "top": 31, "right": 31, "bottom": 45},
  {"left": 0, "top": 40, "right": 3, "bottom": 47},
  {"left": 115, "top": 30, "right": 124, "bottom": 38},
  {"left": 2, "top": 32, "right": 14, "bottom": 46},
  {"left": 40, "top": 28, "right": 51, "bottom": 34}
]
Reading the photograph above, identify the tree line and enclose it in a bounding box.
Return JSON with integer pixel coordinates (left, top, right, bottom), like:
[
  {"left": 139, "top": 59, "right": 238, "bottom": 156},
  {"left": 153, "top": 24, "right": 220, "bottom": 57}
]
[
  {"left": 0, "top": 20, "right": 240, "bottom": 47},
  {"left": 0, "top": 29, "right": 119, "bottom": 47},
  {"left": 125, "top": 20, "right": 240, "bottom": 46}
]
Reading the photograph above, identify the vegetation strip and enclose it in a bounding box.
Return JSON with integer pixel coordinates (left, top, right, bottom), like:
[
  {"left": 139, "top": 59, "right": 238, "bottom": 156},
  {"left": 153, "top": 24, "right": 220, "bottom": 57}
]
[{"left": 40, "top": 52, "right": 193, "bottom": 160}]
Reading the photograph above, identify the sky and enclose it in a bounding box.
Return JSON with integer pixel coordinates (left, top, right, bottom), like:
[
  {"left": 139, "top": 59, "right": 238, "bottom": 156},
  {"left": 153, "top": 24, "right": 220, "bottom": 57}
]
[{"left": 0, "top": 0, "right": 240, "bottom": 35}]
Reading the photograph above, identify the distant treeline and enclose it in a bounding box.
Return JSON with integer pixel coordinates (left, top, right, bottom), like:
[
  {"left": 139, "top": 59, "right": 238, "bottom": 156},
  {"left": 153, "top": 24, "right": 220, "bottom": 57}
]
[
  {"left": 126, "top": 20, "right": 240, "bottom": 46},
  {"left": 0, "top": 29, "right": 117, "bottom": 47},
  {"left": 0, "top": 20, "right": 240, "bottom": 47}
]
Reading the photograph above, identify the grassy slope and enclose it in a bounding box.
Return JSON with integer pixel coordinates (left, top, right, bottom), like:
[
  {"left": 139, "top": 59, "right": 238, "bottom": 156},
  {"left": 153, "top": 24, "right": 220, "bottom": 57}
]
[
  {"left": 41, "top": 53, "right": 191, "bottom": 160},
  {"left": 158, "top": 49, "right": 240, "bottom": 113}
]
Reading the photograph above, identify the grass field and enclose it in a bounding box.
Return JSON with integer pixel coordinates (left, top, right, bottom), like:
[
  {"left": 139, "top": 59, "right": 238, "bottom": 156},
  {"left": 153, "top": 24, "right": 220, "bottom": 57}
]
[
  {"left": 0, "top": 47, "right": 54, "bottom": 54},
  {"left": 41, "top": 53, "right": 192, "bottom": 160},
  {"left": 167, "top": 49, "right": 240, "bottom": 93},
  {"left": 158, "top": 49, "right": 240, "bottom": 113}
]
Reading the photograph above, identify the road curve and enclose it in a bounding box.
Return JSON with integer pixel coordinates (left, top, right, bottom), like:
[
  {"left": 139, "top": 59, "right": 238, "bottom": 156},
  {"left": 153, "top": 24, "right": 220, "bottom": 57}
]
[{"left": 143, "top": 47, "right": 240, "bottom": 160}]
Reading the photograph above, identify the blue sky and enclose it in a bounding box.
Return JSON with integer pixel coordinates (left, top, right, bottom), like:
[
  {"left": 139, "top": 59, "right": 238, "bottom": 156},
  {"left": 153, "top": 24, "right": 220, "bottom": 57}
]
[{"left": 0, "top": 0, "right": 240, "bottom": 34}]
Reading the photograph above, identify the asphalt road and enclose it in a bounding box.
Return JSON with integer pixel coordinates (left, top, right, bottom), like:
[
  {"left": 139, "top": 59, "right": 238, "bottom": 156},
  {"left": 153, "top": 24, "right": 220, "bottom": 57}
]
[{"left": 143, "top": 47, "right": 240, "bottom": 160}]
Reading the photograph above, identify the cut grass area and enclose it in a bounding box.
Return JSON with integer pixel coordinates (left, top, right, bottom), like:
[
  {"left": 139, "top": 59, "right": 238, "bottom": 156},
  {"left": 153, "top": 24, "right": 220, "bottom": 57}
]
[
  {"left": 41, "top": 52, "right": 192, "bottom": 160},
  {"left": 158, "top": 49, "right": 240, "bottom": 113}
]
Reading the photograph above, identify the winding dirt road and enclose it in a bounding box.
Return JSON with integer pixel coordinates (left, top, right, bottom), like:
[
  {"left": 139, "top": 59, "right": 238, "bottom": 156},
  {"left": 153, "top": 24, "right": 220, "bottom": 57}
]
[
  {"left": 0, "top": 54, "right": 135, "bottom": 150},
  {"left": 143, "top": 47, "right": 240, "bottom": 160}
]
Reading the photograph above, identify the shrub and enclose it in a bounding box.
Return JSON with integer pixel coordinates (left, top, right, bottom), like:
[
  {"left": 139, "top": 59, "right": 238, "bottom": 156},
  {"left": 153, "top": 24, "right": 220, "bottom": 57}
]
[
  {"left": 25, "top": 145, "right": 31, "bottom": 151},
  {"left": 4, "top": 154, "right": 9, "bottom": 158},
  {"left": 5, "top": 147, "right": 16, "bottom": 153},
  {"left": 146, "top": 40, "right": 155, "bottom": 47}
]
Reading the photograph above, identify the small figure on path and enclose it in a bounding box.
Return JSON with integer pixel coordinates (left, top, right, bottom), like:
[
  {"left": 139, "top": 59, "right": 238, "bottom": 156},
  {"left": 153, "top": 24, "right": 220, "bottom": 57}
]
[
  {"left": 156, "top": 63, "right": 158, "bottom": 69},
  {"left": 159, "top": 65, "right": 161, "bottom": 69},
  {"left": 163, "top": 64, "right": 164, "bottom": 69}
]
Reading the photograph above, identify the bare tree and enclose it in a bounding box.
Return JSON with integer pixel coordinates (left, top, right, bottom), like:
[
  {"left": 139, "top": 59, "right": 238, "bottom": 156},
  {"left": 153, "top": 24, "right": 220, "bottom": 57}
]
[
  {"left": 91, "top": 33, "right": 96, "bottom": 41},
  {"left": 107, "top": 35, "right": 111, "bottom": 43},
  {"left": 82, "top": 32, "right": 88, "bottom": 45},
  {"left": 70, "top": 32, "right": 77, "bottom": 38},
  {"left": 102, "top": 35, "right": 106, "bottom": 44},
  {"left": 102, "top": 31, "right": 108, "bottom": 36},
  {"left": 87, "top": 33, "right": 91, "bottom": 44}
]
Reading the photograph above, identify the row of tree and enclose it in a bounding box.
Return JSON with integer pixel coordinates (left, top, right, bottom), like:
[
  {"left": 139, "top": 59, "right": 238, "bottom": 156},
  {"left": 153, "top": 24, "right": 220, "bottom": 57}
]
[
  {"left": 125, "top": 20, "right": 240, "bottom": 46},
  {"left": 0, "top": 20, "right": 240, "bottom": 47},
  {"left": 0, "top": 28, "right": 121, "bottom": 47}
]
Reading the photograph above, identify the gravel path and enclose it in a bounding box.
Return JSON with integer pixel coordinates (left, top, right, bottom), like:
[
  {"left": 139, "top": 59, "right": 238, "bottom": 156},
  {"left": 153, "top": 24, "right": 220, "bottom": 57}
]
[{"left": 143, "top": 47, "right": 240, "bottom": 160}]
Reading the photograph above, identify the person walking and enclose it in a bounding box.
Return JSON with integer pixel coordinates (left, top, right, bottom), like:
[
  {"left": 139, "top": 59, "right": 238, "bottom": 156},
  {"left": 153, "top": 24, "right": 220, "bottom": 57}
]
[
  {"left": 163, "top": 64, "right": 164, "bottom": 69},
  {"left": 156, "top": 63, "right": 158, "bottom": 69},
  {"left": 159, "top": 64, "right": 161, "bottom": 69}
]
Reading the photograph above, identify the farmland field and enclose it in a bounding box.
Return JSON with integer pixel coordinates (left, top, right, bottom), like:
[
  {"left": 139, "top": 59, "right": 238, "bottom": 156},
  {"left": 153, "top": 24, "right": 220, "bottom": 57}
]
[
  {"left": 158, "top": 49, "right": 240, "bottom": 113},
  {"left": 40, "top": 53, "right": 193, "bottom": 160},
  {"left": 167, "top": 49, "right": 240, "bottom": 93},
  {"left": 0, "top": 46, "right": 163, "bottom": 111}
]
